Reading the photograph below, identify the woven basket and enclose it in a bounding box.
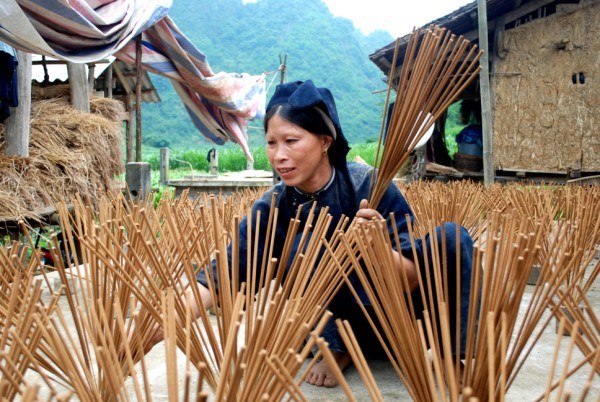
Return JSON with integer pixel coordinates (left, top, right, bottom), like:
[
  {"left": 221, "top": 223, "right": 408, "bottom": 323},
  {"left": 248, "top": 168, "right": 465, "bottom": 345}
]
[{"left": 453, "top": 153, "right": 483, "bottom": 172}]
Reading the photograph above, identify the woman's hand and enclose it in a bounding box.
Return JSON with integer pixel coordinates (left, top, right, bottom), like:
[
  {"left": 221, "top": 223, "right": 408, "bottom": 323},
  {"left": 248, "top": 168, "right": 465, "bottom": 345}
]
[
  {"left": 355, "top": 199, "right": 418, "bottom": 292},
  {"left": 356, "top": 199, "right": 383, "bottom": 224}
]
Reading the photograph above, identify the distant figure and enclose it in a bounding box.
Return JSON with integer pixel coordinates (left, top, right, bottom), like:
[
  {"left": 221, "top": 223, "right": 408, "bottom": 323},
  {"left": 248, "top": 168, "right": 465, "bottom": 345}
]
[
  {"left": 206, "top": 147, "right": 218, "bottom": 175},
  {"left": 455, "top": 99, "right": 483, "bottom": 157}
]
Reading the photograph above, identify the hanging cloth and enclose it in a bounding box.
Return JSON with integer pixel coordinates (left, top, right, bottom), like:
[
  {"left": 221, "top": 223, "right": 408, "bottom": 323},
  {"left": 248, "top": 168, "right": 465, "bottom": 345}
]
[
  {"left": 0, "top": 0, "right": 265, "bottom": 160},
  {"left": 0, "top": 42, "right": 18, "bottom": 123}
]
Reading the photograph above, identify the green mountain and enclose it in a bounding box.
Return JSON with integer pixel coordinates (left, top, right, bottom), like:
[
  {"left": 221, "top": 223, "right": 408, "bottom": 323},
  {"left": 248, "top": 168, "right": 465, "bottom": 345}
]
[{"left": 141, "top": 0, "right": 393, "bottom": 150}]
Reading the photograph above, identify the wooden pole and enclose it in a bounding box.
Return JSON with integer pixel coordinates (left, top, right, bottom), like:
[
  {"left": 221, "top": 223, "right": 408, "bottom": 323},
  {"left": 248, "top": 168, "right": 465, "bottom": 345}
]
[
  {"left": 106, "top": 64, "right": 113, "bottom": 98},
  {"left": 135, "top": 34, "right": 143, "bottom": 162},
  {"left": 87, "top": 63, "right": 95, "bottom": 93},
  {"left": 126, "top": 97, "right": 134, "bottom": 163},
  {"left": 67, "top": 62, "right": 90, "bottom": 113},
  {"left": 5, "top": 50, "right": 32, "bottom": 157},
  {"left": 478, "top": 0, "right": 494, "bottom": 186},
  {"left": 272, "top": 54, "right": 287, "bottom": 185},
  {"left": 160, "top": 147, "right": 170, "bottom": 185}
]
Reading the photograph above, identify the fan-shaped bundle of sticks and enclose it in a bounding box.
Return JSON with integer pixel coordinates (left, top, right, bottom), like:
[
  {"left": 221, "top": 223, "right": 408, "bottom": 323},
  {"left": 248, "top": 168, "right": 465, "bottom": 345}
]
[
  {"left": 0, "top": 234, "right": 58, "bottom": 401},
  {"left": 1, "top": 182, "right": 598, "bottom": 400},
  {"left": 549, "top": 283, "right": 600, "bottom": 382},
  {"left": 399, "top": 180, "right": 490, "bottom": 240},
  {"left": 496, "top": 183, "right": 600, "bottom": 305},
  {"left": 369, "top": 26, "right": 482, "bottom": 208},
  {"left": 333, "top": 202, "right": 599, "bottom": 401},
  {"left": 8, "top": 190, "right": 382, "bottom": 400}
]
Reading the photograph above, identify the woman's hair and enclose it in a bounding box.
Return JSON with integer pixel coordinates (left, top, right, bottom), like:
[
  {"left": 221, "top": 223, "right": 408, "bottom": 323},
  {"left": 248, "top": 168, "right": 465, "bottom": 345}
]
[
  {"left": 263, "top": 104, "right": 334, "bottom": 138},
  {"left": 264, "top": 103, "right": 348, "bottom": 168}
]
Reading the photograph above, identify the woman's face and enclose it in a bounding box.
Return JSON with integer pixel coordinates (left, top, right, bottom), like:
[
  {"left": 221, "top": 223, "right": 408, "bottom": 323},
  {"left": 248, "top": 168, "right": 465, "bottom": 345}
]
[{"left": 265, "top": 113, "right": 333, "bottom": 193}]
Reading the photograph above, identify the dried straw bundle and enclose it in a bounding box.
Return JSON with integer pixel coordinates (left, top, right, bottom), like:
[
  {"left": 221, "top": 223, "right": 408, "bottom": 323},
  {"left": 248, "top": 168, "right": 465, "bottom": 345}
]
[
  {"left": 0, "top": 96, "right": 124, "bottom": 221},
  {"left": 369, "top": 26, "right": 482, "bottom": 208},
  {"left": 31, "top": 84, "right": 124, "bottom": 121},
  {"left": 90, "top": 97, "right": 128, "bottom": 122},
  {"left": 0, "top": 157, "right": 54, "bottom": 222},
  {"left": 31, "top": 84, "right": 70, "bottom": 101}
]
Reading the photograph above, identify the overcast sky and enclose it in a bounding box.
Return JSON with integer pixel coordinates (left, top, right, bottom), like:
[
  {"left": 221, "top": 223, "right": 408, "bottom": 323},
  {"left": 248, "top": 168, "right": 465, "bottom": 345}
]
[{"left": 321, "top": 0, "right": 473, "bottom": 37}]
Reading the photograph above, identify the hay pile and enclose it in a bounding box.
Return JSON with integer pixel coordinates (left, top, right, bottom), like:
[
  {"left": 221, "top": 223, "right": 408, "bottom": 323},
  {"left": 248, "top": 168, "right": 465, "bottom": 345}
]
[{"left": 0, "top": 91, "right": 125, "bottom": 222}]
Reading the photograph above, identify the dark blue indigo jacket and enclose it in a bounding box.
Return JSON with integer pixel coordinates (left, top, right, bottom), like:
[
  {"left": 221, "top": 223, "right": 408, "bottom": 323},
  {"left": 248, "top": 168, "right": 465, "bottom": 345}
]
[{"left": 197, "top": 162, "right": 420, "bottom": 306}]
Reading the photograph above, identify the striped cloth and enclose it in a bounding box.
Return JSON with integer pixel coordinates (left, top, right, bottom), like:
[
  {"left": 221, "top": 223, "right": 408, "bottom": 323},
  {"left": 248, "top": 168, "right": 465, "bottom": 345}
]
[{"left": 0, "top": 0, "right": 265, "bottom": 160}]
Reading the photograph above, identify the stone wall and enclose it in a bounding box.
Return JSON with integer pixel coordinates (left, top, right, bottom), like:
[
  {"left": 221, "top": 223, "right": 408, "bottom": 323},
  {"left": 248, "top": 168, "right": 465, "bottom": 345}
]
[{"left": 492, "top": 1, "right": 599, "bottom": 173}]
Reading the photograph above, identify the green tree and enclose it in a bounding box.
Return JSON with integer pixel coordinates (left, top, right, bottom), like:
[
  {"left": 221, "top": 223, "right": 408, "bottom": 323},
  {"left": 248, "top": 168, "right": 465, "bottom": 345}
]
[{"left": 140, "top": 0, "right": 393, "bottom": 151}]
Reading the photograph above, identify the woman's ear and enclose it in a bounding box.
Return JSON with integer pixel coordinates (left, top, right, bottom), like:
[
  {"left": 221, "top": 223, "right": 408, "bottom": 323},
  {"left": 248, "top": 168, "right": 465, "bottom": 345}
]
[{"left": 322, "top": 135, "right": 333, "bottom": 150}]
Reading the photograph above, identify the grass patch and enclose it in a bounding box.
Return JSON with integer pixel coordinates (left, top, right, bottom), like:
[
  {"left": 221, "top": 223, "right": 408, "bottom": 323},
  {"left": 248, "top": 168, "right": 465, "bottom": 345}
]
[{"left": 141, "top": 142, "right": 382, "bottom": 174}]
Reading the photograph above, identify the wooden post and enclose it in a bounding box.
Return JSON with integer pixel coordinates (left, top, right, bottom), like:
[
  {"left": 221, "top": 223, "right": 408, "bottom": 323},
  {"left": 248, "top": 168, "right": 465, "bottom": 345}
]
[
  {"left": 106, "top": 63, "right": 113, "bottom": 98},
  {"left": 125, "top": 162, "right": 151, "bottom": 201},
  {"left": 5, "top": 50, "right": 32, "bottom": 157},
  {"left": 135, "top": 34, "right": 143, "bottom": 162},
  {"left": 87, "top": 63, "right": 95, "bottom": 92},
  {"left": 126, "top": 96, "right": 134, "bottom": 163},
  {"left": 67, "top": 62, "right": 90, "bottom": 113},
  {"left": 272, "top": 55, "right": 287, "bottom": 185},
  {"left": 160, "top": 147, "right": 170, "bottom": 185},
  {"left": 478, "top": 0, "right": 494, "bottom": 186}
]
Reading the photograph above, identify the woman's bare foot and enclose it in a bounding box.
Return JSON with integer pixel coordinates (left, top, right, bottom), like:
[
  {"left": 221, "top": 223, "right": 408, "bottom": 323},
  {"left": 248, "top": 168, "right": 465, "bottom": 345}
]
[{"left": 305, "top": 351, "right": 351, "bottom": 388}]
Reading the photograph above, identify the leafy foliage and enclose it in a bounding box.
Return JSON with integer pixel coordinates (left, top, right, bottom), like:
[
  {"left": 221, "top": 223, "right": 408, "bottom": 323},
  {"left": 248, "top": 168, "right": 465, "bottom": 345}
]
[{"left": 140, "top": 0, "right": 393, "bottom": 151}]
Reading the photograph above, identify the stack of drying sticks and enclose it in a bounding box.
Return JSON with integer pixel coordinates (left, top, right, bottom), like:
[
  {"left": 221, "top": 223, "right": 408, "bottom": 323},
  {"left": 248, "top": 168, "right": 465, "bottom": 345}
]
[
  {"left": 1, "top": 178, "right": 598, "bottom": 401},
  {"left": 1, "top": 25, "right": 599, "bottom": 401}
]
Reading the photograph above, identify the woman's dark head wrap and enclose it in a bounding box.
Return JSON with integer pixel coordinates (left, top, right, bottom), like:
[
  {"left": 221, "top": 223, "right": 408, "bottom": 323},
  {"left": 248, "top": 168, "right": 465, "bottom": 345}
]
[{"left": 264, "top": 80, "right": 350, "bottom": 169}]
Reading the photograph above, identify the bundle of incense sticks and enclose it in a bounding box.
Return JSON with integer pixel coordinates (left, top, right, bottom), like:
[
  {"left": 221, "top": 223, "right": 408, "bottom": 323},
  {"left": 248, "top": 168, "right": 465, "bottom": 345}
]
[
  {"left": 20, "top": 190, "right": 380, "bottom": 400},
  {"left": 1, "top": 181, "right": 598, "bottom": 400},
  {"left": 369, "top": 26, "right": 482, "bottom": 208},
  {"left": 195, "top": 196, "right": 369, "bottom": 401},
  {"left": 399, "top": 180, "right": 489, "bottom": 240},
  {"left": 538, "top": 315, "right": 599, "bottom": 402},
  {"left": 0, "top": 232, "right": 60, "bottom": 401},
  {"left": 29, "top": 190, "right": 263, "bottom": 400},
  {"left": 549, "top": 285, "right": 600, "bottom": 378},
  {"left": 331, "top": 200, "right": 599, "bottom": 401},
  {"left": 556, "top": 185, "right": 600, "bottom": 298}
]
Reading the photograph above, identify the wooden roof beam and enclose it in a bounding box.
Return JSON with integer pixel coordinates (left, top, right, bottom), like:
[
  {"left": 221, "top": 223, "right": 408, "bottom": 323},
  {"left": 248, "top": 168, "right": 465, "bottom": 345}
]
[{"left": 112, "top": 61, "right": 133, "bottom": 94}]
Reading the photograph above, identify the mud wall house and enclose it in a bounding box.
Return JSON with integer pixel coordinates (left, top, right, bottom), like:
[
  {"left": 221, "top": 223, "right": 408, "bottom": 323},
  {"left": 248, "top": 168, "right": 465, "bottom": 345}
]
[{"left": 369, "top": 0, "right": 599, "bottom": 178}]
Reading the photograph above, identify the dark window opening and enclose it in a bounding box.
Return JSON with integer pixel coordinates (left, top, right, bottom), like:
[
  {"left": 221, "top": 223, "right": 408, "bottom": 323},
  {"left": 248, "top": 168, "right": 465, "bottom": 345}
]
[{"left": 572, "top": 72, "right": 586, "bottom": 85}]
